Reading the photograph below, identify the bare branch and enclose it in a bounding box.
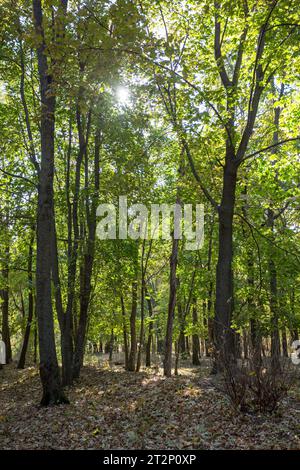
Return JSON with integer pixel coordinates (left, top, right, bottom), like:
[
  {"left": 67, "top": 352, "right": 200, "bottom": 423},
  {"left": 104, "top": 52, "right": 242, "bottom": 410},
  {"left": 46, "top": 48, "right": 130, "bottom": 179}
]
[
  {"left": 214, "top": 1, "right": 232, "bottom": 89},
  {"left": 239, "top": 137, "right": 300, "bottom": 164},
  {"left": 181, "top": 137, "right": 219, "bottom": 211},
  {"left": 0, "top": 167, "right": 37, "bottom": 187}
]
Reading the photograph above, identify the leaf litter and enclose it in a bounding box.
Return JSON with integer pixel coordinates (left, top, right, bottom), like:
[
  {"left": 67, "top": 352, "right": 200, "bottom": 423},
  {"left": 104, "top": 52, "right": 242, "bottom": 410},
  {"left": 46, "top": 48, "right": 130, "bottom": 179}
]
[{"left": 0, "top": 362, "right": 300, "bottom": 450}]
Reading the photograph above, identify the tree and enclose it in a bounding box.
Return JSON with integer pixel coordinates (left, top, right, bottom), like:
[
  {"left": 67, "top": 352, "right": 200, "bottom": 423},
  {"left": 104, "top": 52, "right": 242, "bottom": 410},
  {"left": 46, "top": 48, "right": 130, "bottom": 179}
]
[{"left": 32, "top": 0, "right": 68, "bottom": 405}]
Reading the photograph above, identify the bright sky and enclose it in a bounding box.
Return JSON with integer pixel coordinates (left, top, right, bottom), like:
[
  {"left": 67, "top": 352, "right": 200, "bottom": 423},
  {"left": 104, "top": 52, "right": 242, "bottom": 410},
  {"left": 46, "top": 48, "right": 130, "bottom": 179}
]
[{"left": 116, "top": 86, "right": 131, "bottom": 106}]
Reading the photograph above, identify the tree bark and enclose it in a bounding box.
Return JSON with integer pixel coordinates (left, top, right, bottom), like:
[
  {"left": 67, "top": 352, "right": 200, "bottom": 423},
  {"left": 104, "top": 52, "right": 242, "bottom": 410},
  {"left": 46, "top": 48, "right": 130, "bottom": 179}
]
[
  {"left": 145, "top": 287, "right": 153, "bottom": 367},
  {"left": 1, "top": 228, "right": 11, "bottom": 364},
  {"left": 33, "top": 0, "right": 68, "bottom": 405},
  {"left": 120, "top": 295, "right": 129, "bottom": 369},
  {"left": 214, "top": 159, "right": 237, "bottom": 367},
  {"left": 17, "top": 228, "right": 35, "bottom": 369},
  {"left": 192, "top": 299, "right": 201, "bottom": 365},
  {"left": 127, "top": 280, "right": 138, "bottom": 371},
  {"left": 268, "top": 97, "right": 282, "bottom": 372},
  {"left": 163, "top": 236, "right": 179, "bottom": 377},
  {"left": 72, "top": 117, "right": 99, "bottom": 380},
  {"left": 281, "top": 328, "right": 288, "bottom": 358}
]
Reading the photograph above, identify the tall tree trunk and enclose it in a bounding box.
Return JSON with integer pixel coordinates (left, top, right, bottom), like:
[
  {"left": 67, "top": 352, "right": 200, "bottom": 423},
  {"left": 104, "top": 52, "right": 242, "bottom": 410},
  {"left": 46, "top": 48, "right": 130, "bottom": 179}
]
[
  {"left": 136, "top": 280, "right": 145, "bottom": 372},
  {"left": 163, "top": 236, "right": 179, "bottom": 377},
  {"left": 56, "top": 118, "right": 73, "bottom": 386},
  {"left": 127, "top": 280, "right": 138, "bottom": 371},
  {"left": 72, "top": 117, "right": 99, "bottom": 380},
  {"left": 268, "top": 97, "right": 282, "bottom": 372},
  {"left": 120, "top": 295, "right": 129, "bottom": 369},
  {"left": 145, "top": 287, "right": 153, "bottom": 367},
  {"left": 177, "top": 299, "right": 186, "bottom": 357},
  {"left": 289, "top": 289, "right": 298, "bottom": 343},
  {"left": 174, "top": 341, "right": 179, "bottom": 376},
  {"left": 136, "top": 241, "right": 146, "bottom": 372},
  {"left": 205, "top": 215, "right": 214, "bottom": 357},
  {"left": 192, "top": 299, "right": 201, "bottom": 365},
  {"left": 242, "top": 185, "right": 261, "bottom": 366},
  {"left": 267, "top": 217, "right": 280, "bottom": 369},
  {"left": 281, "top": 328, "right": 288, "bottom": 358},
  {"left": 1, "top": 232, "right": 11, "bottom": 364},
  {"left": 33, "top": 297, "right": 38, "bottom": 364},
  {"left": 18, "top": 228, "right": 35, "bottom": 369},
  {"left": 33, "top": 0, "right": 68, "bottom": 405},
  {"left": 109, "top": 330, "right": 114, "bottom": 362},
  {"left": 214, "top": 159, "right": 237, "bottom": 368},
  {"left": 136, "top": 240, "right": 152, "bottom": 372}
]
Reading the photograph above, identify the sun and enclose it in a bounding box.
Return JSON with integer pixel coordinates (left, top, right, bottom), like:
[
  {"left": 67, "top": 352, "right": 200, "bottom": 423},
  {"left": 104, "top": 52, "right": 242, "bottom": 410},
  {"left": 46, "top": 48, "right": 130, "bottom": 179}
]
[{"left": 116, "top": 86, "right": 130, "bottom": 105}]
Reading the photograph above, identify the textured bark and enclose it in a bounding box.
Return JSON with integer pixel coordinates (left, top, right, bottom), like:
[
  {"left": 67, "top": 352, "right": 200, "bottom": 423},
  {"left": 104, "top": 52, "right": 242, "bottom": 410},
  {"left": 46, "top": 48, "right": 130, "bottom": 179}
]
[
  {"left": 281, "top": 328, "right": 288, "bottom": 358},
  {"left": 127, "top": 280, "right": 138, "bottom": 371},
  {"left": 50, "top": 120, "right": 73, "bottom": 386},
  {"left": 192, "top": 300, "right": 201, "bottom": 366},
  {"left": 17, "top": 229, "right": 35, "bottom": 369},
  {"left": 212, "top": 12, "right": 268, "bottom": 372},
  {"left": 33, "top": 0, "right": 68, "bottom": 405},
  {"left": 136, "top": 242, "right": 146, "bottom": 372},
  {"left": 120, "top": 295, "right": 129, "bottom": 369},
  {"left": 72, "top": 119, "right": 99, "bottom": 380},
  {"left": 68, "top": 101, "right": 88, "bottom": 381},
  {"left": 268, "top": 223, "right": 280, "bottom": 370},
  {"left": 177, "top": 301, "right": 186, "bottom": 357},
  {"left": 109, "top": 330, "right": 114, "bottom": 361},
  {"left": 242, "top": 186, "right": 261, "bottom": 366},
  {"left": 205, "top": 216, "right": 214, "bottom": 357},
  {"left": 163, "top": 236, "right": 179, "bottom": 377},
  {"left": 214, "top": 159, "right": 237, "bottom": 366},
  {"left": 145, "top": 287, "right": 153, "bottom": 367},
  {"left": 268, "top": 99, "right": 282, "bottom": 372},
  {"left": 1, "top": 234, "right": 11, "bottom": 364},
  {"left": 135, "top": 280, "right": 145, "bottom": 372},
  {"left": 33, "top": 302, "right": 38, "bottom": 364}
]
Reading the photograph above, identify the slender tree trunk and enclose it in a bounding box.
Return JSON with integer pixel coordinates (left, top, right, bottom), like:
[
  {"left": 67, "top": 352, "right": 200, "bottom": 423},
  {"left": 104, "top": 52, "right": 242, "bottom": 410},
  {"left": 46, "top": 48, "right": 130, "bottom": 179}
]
[
  {"left": 120, "top": 295, "right": 129, "bottom": 369},
  {"left": 18, "top": 229, "right": 35, "bottom": 369},
  {"left": 242, "top": 187, "right": 261, "bottom": 367},
  {"left": 72, "top": 118, "right": 99, "bottom": 380},
  {"left": 1, "top": 236, "right": 11, "bottom": 364},
  {"left": 268, "top": 238, "right": 281, "bottom": 368},
  {"left": 136, "top": 240, "right": 152, "bottom": 371},
  {"left": 192, "top": 299, "right": 201, "bottom": 365},
  {"left": 269, "top": 242, "right": 280, "bottom": 370},
  {"left": 186, "top": 336, "right": 190, "bottom": 355},
  {"left": 145, "top": 287, "right": 153, "bottom": 367},
  {"left": 54, "top": 119, "right": 73, "bottom": 387},
  {"left": 205, "top": 215, "right": 214, "bottom": 357},
  {"left": 289, "top": 289, "right": 298, "bottom": 343},
  {"left": 109, "top": 330, "right": 114, "bottom": 362},
  {"left": 174, "top": 341, "right": 179, "bottom": 376},
  {"left": 136, "top": 242, "right": 146, "bottom": 372},
  {"left": 136, "top": 280, "right": 145, "bottom": 372},
  {"left": 33, "top": 0, "right": 68, "bottom": 405},
  {"left": 69, "top": 102, "right": 88, "bottom": 381},
  {"left": 127, "top": 280, "right": 138, "bottom": 371},
  {"left": 268, "top": 98, "right": 282, "bottom": 371},
  {"left": 281, "top": 328, "right": 288, "bottom": 357},
  {"left": 163, "top": 236, "right": 179, "bottom": 377},
  {"left": 33, "top": 300, "right": 38, "bottom": 364},
  {"left": 177, "top": 300, "right": 186, "bottom": 357}
]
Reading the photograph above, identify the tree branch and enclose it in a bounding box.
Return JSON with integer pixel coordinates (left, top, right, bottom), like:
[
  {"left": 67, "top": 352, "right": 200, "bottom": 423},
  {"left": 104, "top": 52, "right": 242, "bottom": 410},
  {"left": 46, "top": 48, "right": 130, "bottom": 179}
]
[{"left": 239, "top": 137, "right": 300, "bottom": 164}]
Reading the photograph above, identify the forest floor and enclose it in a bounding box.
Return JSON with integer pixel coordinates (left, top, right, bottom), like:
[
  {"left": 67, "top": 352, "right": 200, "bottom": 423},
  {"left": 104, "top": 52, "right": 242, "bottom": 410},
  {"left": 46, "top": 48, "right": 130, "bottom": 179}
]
[{"left": 1, "top": 358, "right": 300, "bottom": 450}]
